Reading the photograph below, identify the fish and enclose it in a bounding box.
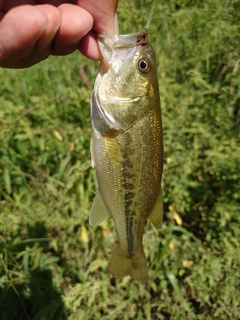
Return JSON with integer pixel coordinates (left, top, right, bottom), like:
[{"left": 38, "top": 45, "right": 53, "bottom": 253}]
[{"left": 89, "top": 28, "right": 164, "bottom": 282}]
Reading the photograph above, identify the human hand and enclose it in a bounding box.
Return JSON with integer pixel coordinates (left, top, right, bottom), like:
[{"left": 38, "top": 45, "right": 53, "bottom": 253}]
[
  {"left": 77, "top": 0, "right": 118, "bottom": 59},
  {"left": 0, "top": 0, "right": 118, "bottom": 68}
]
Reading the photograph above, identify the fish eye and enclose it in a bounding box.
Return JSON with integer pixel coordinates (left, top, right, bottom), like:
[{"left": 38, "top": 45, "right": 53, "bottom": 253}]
[{"left": 138, "top": 58, "right": 151, "bottom": 74}]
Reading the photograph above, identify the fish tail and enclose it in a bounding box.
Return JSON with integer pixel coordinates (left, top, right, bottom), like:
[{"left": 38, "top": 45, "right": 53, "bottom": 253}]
[{"left": 107, "top": 244, "right": 149, "bottom": 283}]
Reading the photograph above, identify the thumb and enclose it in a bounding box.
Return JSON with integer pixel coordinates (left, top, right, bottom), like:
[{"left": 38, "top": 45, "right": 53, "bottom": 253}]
[{"left": 76, "top": 0, "right": 118, "bottom": 35}]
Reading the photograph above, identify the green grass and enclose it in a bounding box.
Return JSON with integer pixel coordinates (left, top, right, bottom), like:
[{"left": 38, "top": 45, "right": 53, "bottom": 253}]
[{"left": 0, "top": 0, "right": 240, "bottom": 319}]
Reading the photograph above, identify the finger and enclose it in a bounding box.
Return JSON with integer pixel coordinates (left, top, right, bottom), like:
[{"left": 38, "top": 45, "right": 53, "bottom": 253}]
[
  {"left": 76, "top": 0, "right": 118, "bottom": 35},
  {"left": 52, "top": 3, "right": 93, "bottom": 56},
  {"left": 32, "top": 4, "right": 61, "bottom": 61},
  {"left": 0, "top": 5, "right": 48, "bottom": 67},
  {"left": 79, "top": 30, "right": 102, "bottom": 61}
]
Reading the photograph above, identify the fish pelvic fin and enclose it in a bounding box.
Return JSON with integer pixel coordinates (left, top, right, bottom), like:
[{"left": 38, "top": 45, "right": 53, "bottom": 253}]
[
  {"left": 107, "top": 244, "right": 149, "bottom": 283},
  {"left": 89, "top": 190, "right": 111, "bottom": 226}
]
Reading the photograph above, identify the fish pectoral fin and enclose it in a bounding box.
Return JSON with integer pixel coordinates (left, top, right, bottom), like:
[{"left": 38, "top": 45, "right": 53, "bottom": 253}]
[
  {"left": 89, "top": 190, "right": 111, "bottom": 226},
  {"left": 148, "top": 188, "right": 163, "bottom": 229}
]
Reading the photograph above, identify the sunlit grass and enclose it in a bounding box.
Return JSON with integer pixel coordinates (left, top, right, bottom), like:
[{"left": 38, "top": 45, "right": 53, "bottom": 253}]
[{"left": 0, "top": 0, "right": 240, "bottom": 319}]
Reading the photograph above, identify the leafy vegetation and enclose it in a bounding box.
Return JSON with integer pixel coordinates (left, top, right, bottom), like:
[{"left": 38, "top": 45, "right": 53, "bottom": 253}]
[{"left": 0, "top": 0, "right": 239, "bottom": 319}]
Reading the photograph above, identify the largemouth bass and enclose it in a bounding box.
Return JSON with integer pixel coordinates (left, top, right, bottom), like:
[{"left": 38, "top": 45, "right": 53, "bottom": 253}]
[{"left": 90, "top": 29, "right": 163, "bottom": 282}]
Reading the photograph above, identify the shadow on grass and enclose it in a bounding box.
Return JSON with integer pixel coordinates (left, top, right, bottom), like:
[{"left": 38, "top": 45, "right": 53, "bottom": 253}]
[{"left": 0, "top": 222, "right": 67, "bottom": 320}]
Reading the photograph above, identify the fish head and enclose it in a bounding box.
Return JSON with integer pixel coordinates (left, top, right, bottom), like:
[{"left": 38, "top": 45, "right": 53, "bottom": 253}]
[{"left": 93, "top": 29, "right": 159, "bottom": 133}]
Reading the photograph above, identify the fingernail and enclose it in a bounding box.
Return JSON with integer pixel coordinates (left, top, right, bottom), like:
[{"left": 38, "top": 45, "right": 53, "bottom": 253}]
[
  {"left": 71, "top": 28, "right": 92, "bottom": 44},
  {"left": 71, "top": 34, "right": 83, "bottom": 44},
  {"left": 53, "top": 23, "right": 60, "bottom": 34},
  {"left": 40, "top": 21, "right": 48, "bottom": 31}
]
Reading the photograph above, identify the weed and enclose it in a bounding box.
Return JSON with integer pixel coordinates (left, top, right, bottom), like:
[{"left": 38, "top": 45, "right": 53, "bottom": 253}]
[{"left": 0, "top": 1, "right": 239, "bottom": 319}]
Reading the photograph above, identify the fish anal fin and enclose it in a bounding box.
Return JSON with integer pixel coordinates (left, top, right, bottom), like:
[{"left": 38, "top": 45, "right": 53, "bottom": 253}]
[
  {"left": 148, "top": 189, "right": 163, "bottom": 229},
  {"left": 107, "top": 245, "right": 149, "bottom": 283},
  {"left": 89, "top": 190, "right": 110, "bottom": 226}
]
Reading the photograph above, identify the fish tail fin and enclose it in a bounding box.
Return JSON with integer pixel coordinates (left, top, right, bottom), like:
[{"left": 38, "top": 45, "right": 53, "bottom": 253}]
[{"left": 107, "top": 244, "right": 149, "bottom": 283}]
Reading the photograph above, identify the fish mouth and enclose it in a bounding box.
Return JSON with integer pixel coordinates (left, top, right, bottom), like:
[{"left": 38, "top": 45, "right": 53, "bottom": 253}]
[
  {"left": 97, "top": 77, "right": 144, "bottom": 104},
  {"left": 97, "top": 29, "right": 149, "bottom": 63},
  {"left": 98, "top": 28, "right": 148, "bottom": 49},
  {"left": 99, "top": 82, "right": 144, "bottom": 103}
]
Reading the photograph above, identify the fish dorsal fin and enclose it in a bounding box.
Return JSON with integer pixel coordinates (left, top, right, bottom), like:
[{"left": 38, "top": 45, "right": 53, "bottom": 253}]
[
  {"left": 148, "top": 189, "right": 163, "bottom": 229},
  {"left": 89, "top": 190, "right": 111, "bottom": 226}
]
